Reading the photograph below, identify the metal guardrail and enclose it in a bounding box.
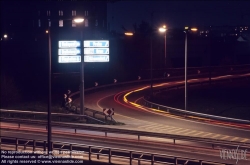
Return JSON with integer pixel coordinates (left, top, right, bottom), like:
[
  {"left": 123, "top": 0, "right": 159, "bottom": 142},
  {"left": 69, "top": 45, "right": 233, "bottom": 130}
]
[
  {"left": 0, "top": 109, "right": 106, "bottom": 124},
  {"left": 140, "top": 74, "right": 250, "bottom": 125},
  {"left": 140, "top": 64, "right": 250, "bottom": 79},
  {"left": 1, "top": 117, "right": 250, "bottom": 150},
  {"left": 1, "top": 66, "right": 250, "bottom": 164},
  {"left": 69, "top": 64, "right": 250, "bottom": 98},
  {"left": 1, "top": 73, "right": 249, "bottom": 149},
  {"left": 0, "top": 136, "right": 236, "bottom": 165},
  {"left": 67, "top": 65, "right": 250, "bottom": 126}
]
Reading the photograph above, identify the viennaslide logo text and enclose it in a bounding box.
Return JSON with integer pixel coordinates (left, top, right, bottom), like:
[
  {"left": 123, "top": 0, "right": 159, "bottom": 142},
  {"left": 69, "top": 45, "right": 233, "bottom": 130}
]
[{"left": 220, "top": 145, "right": 247, "bottom": 164}]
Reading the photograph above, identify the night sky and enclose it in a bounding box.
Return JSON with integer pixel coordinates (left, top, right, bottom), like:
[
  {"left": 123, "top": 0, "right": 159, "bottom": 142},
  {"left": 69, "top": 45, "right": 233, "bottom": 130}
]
[
  {"left": 1, "top": 1, "right": 250, "bottom": 107},
  {"left": 107, "top": 1, "right": 250, "bottom": 32}
]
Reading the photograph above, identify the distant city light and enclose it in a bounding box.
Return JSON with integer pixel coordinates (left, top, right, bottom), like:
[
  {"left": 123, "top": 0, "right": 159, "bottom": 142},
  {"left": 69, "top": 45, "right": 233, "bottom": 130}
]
[
  {"left": 4, "top": 34, "right": 7, "bottom": 38},
  {"left": 46, "top": 30, "right": 49, "bottom": 33},
  {"left": 184, "top": 27, "right": 197, "bottom": 31}
]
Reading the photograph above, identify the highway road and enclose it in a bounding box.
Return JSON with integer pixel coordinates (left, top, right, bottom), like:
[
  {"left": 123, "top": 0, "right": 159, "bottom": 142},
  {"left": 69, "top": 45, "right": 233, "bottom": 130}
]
[
  {"left": 1, "top": 73, "right": 250, "bottom": 164},
  {"left": 74, "top": 74, "right": 250, "bottom": 144},
  {"left": 1, "top": 125, "right": 250, "bottom": 165}
]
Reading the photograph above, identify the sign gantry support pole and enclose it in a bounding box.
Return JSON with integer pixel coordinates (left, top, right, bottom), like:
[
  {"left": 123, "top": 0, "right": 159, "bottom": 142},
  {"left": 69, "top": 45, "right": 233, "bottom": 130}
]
[
  {"left": 80, "top": 30, "right": 85, "bottom": 116},
  {"left": 47, "top": 20, "right": 52, "bottom": 155}
]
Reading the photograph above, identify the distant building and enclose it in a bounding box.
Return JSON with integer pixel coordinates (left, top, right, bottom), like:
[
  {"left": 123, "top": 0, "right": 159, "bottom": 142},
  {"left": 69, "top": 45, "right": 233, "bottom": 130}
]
[
  {"left": 197, "top": 25, "right": 250, "bottom": 38},
  {"left": 1, "top": 1, "right": 109, "bottom": 41},
  {"left": 1, "top": 1, "right": 113, "bottom": 73}
]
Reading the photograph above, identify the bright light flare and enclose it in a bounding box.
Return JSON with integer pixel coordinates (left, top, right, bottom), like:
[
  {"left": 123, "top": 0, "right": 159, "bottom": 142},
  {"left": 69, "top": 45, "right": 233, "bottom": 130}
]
[
  {"left": 73, "top": 18, "right": 84, "bottom": 23},
  {"left": 4, "top": 34, "right": 7, "bottom": 38},
  {"left": 159, "top": 25, "right": 167, "bottom": 32},
  {"left": 159, "top": 28, "right": 167, "bottom": 32},
  {"left": 46, "top": 30, "right": 49, "bottom": 34},
  {"left": 125, "top": 32, "right": 133, "bottom": 36}
]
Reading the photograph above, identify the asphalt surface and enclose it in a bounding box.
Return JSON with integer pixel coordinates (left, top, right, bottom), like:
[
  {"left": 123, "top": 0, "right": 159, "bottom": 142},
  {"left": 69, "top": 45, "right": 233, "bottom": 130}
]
[
  {"left": 1, "top": 73, "right": 250, "bottom": 165},
  {"left": 73, "top": 74, "right": 250, "bottom": 143},
  {"left": 1, "top": 128, "right": 250, "bottom": 165}
]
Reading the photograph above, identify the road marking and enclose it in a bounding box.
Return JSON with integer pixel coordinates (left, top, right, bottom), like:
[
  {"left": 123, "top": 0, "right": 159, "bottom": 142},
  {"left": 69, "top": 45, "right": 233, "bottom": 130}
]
[
  {"left": 182, "top": 130, "right": 197, "bottom": 135},
  {"left": 97, "top": 94, "right": 115, "bottom": 110},
  {"left": 118, "top": 74, "right": 250, "bottom": 133},
  {"left": 144, "top": 126, "right": 166, "bottom": 131},
  {"left": 220, "top": 136, "right": 230, "bottom": 140},
  {"left": 157, "top": 128, "right": 177, "bottom": 133},
  {"left": 230, "top": 137, "right": 239, "bottom": 141},
  {"left": 134, "top": 97, "right": 143, "bottom": 103},
  {"left": 89, "top": 73, "right": 250, "bottom": 141},
  {"left": 138, "top": 123, "right": 162, "bottom": 129},
  {"left": 152, "top": 126, "right": 180, "bottom": 133},
  {"left": 167, "top": 127, "right": 184, "bottom": 132},
  {"left": 192, "top": 132, "right": 204, "bottom": 136},
  {"left": 169, "top": 128, "right": 186, "bottom": 134},
  {"left": 148, "top": 125, "right": 172, "bottom": 130},
  {"left": 174, "top": 129, "right": 191, "bottom": 134},
  {"left": 200, "top": 133, "right": 213, "bottom": 137},
  {"left": 240, "top": 138, "right": 249, "bottom": 142},
  {"left": 210, "top": 134, "right": 221, "bottom": 139},
  {"left": 151, "top": 127, "right": 174, "bottom": 132},
  {"left": 157, "top": 126, "right": 178, "bottom": 131}
]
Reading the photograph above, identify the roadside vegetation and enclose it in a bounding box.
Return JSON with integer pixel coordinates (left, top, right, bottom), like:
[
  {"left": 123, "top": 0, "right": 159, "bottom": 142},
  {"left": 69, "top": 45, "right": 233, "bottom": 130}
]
[{"left": 151, "top": 80, "right": 250, "bottom": 120}]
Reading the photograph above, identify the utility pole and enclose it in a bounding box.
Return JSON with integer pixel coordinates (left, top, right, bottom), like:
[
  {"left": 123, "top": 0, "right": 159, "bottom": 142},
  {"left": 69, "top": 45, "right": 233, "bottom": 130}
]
[{"left": 150, "top": 11, "right": 154, "bottom": 97}]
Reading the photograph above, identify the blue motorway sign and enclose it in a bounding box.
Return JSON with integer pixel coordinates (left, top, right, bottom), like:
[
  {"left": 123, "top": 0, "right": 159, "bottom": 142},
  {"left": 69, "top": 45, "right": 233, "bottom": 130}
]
[
  {"left": 58, "top": 56, "right": 81, "bottom": 63},
  {"left": 84, "top": 40, "right": 109, "bottom": 47},
  {"left": 84, "top": 48, "right": 109, "bottom": 55},
  {"left": 84, "top": 55, "right": 109, "bottom": 62},
  {"left": 59, "top": 41, "right": 81, "bottom": 48},
  {"left": 58, "top": 48, "right": 81, "bottom": 55}
]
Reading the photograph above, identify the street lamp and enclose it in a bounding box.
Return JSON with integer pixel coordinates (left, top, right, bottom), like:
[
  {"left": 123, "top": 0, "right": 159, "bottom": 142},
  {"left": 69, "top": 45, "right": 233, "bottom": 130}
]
[
  {"left": 124, "top": 32, "right": 133, "bottom": 36},
  {"left": 184, "top": 26, "right": 198, "bottom": 110},
  {"left": 46, "top": 17, "right": 84, "bottom": 155},
  {"left": 46, "top": 20, "right": 52, "bottom": 155},
  {"left": 73, "top": 17, "right": 85, "bottom": 116},
  {"left": 159, "top": 25, "right": 167, "bottom": 68}
]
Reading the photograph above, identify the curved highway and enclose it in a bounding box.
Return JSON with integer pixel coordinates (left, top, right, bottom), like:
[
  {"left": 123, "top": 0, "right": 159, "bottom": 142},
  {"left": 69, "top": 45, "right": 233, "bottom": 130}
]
[
  {"left": 74, "top": 73, "right": 250, "bottom": 144},
  {"left": 1, "top": 73, "right": 250, "bottom": 164}
]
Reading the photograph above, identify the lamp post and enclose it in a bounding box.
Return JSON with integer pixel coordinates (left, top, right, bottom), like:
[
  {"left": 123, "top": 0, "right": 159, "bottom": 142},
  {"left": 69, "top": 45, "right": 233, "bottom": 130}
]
[
  {"left": 46, "top": 20, "right": 52, "bottom": 155},
  {"left": 159, "top": 25, "right": 167, "bottom": 68},
  {"left": 184, "top": 27, "right": 197, "bottom": 110},
  {"left": 46, "top": 18, "right": 84, "bottom": 155},
  {"left": 73, "top": 18, "right": 85, "bottom": 116}
]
